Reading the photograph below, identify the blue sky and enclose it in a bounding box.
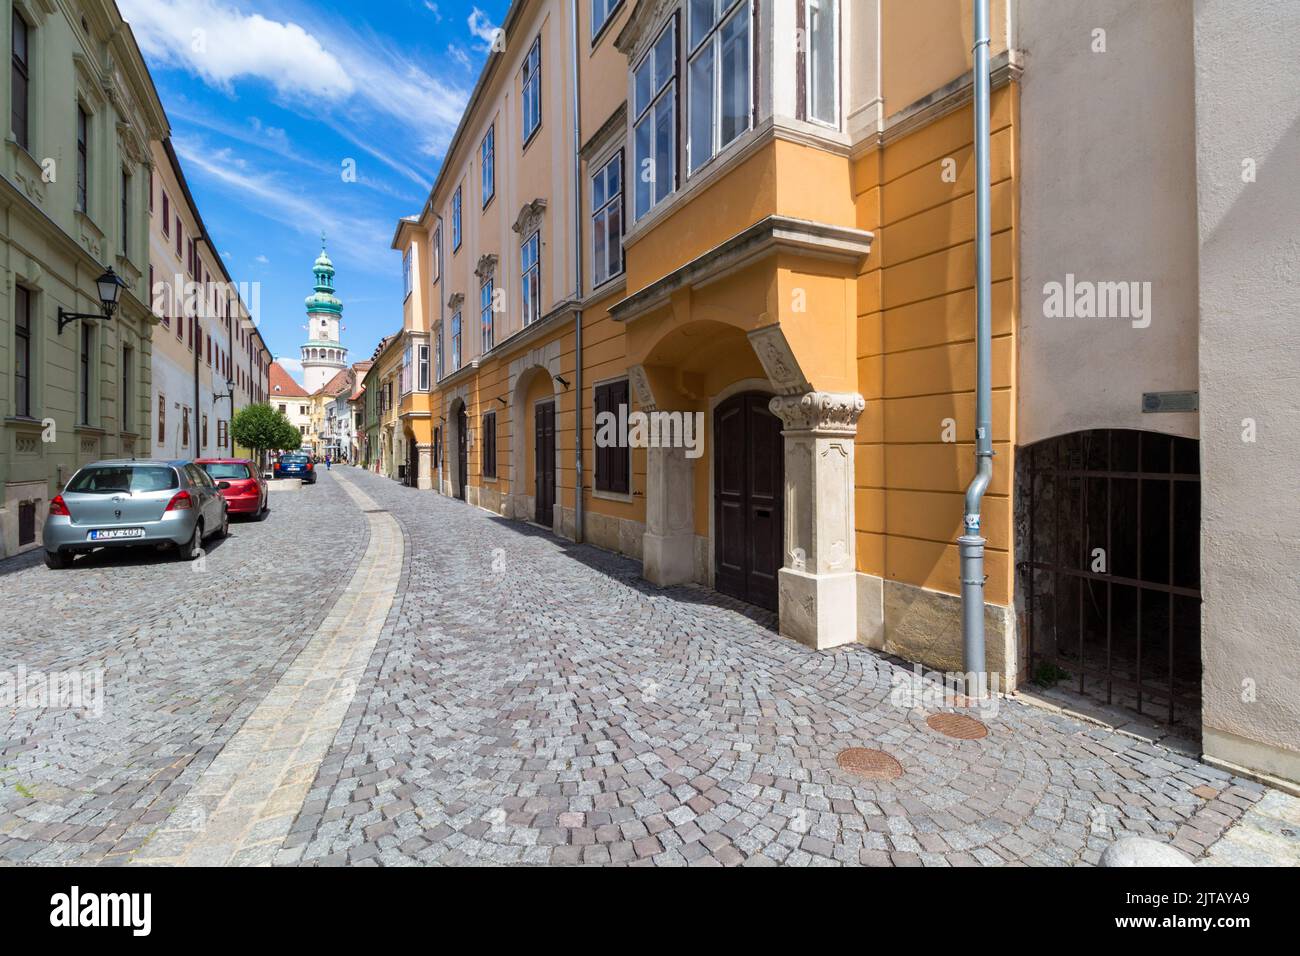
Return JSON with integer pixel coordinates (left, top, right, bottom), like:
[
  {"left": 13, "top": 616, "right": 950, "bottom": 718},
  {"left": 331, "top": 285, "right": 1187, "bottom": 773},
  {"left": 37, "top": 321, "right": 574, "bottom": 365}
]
[{"left": 119, "top": 0, "right": 510, "bottom": 384}]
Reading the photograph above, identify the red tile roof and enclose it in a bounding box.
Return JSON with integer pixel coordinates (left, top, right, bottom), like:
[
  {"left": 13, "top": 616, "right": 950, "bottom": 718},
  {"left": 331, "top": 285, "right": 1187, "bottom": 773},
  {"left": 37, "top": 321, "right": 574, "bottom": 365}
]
[{"left": 269, "top": 361, "right": 310, "bottom": 398}]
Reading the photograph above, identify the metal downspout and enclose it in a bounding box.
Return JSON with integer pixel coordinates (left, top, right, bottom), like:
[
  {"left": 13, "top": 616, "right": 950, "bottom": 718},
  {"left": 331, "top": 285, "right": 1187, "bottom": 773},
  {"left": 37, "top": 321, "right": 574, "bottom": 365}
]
[
  {"left": 569, "top": 0, "right": 585, "bottom": 544},
  {"left": 960, "top": 0, "right": 994, "bottom": 693}
]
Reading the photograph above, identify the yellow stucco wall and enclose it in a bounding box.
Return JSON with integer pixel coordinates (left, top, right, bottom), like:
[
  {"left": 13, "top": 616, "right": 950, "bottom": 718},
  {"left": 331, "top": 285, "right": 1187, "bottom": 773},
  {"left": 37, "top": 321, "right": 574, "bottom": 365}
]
[{"left": 854, "top": 84, "right": 1019, "bottom": 607}]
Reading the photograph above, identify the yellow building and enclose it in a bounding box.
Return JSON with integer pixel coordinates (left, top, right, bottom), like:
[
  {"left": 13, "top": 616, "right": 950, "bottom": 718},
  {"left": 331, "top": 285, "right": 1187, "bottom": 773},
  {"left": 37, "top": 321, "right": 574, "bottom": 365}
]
[{"left": 381, "top": 0, "right": 1300, "bottom": 788}]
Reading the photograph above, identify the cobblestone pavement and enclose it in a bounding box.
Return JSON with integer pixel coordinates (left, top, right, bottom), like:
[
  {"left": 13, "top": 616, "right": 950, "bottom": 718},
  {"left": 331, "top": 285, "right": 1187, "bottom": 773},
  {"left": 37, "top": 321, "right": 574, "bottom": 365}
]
[
  {"left": 3, "top": 467, "right": 1292, "bottom": 868},
  {"left": 287, "top": 468, "right": 1281, "bottom": 867},
  {"left": 0, "top": 476, "right": 367, "bottom": 865}
]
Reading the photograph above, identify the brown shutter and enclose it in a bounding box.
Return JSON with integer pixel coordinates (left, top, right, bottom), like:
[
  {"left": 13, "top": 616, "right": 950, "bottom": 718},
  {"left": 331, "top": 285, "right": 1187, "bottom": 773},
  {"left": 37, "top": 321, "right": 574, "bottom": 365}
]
[{"left": 611, "top": 379, "right": 630, "bottom": 494}]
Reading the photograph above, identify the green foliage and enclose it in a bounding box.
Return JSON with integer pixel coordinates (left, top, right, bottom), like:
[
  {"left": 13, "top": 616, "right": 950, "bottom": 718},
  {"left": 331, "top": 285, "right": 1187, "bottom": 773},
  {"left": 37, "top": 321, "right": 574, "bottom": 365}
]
[
  {"left": 1031, "top": 661, "right": 1072, "bottom": 688},
  {"left": 231, "top": 403, "right": 301, "bottom": 454}
]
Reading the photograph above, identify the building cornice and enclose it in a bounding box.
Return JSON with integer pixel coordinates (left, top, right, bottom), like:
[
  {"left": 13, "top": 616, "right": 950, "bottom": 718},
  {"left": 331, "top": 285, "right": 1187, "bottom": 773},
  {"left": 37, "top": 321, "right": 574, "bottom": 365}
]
[{"left": 610, "top": 216, "right": 873, "bottom": 324}]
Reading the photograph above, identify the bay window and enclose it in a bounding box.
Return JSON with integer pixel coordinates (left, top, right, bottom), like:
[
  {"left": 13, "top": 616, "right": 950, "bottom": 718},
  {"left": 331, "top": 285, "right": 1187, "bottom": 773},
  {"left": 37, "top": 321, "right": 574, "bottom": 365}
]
[
  {"left": 592, "top": 151, "right": 624, "bottom": 286},
  {"left": 805, "top": 0, "right": 839, "bottom": 127},
  {"left": 633, "top": 19, "right": 677, "bottom": 220},
  {"left": 688, "top": 0, "right": 751, "bottom": 173}
]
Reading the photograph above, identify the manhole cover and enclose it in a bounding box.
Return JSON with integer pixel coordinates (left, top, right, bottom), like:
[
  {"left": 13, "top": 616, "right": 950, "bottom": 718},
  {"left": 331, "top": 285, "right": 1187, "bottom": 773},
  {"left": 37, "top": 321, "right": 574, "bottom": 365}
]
[
  {"left": 926, "top": 713, "right": 989, "bottom": 740},
  {"left": 836, "top": 748, "right": 903, "bottom": 781}
]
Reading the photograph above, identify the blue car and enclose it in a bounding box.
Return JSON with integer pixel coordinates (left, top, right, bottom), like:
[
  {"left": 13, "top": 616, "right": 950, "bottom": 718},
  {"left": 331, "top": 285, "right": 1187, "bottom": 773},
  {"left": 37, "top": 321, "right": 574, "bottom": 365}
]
[{"left": 273, "top": 453, "right": 316, "bottom": 484}]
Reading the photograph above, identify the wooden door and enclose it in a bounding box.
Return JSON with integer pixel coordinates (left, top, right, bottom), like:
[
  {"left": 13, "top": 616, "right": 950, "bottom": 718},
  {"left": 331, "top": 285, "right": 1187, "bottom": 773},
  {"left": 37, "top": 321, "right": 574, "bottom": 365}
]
[
  {"left": 534, "top": 400, "right": 556, "bottom": 527},
  {"left": 713, "top": 393, "right": 783, "bottom": 611},
  {"left": 456, "top": 403, "right": 467, "bottom": 500}
]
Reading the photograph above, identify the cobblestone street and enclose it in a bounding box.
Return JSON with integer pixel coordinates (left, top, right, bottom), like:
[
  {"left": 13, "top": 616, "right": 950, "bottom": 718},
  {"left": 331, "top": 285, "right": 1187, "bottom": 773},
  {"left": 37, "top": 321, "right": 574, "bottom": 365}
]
[{"left": 2, "top": 467, "right": 1295, "bottom": 867}]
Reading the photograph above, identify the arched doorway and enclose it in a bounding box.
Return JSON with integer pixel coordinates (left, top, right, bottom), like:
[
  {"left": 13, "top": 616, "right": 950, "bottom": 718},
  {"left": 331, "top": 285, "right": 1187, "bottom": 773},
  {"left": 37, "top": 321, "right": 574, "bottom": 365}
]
[
  {"left": 1018, "top": 429, "right": 1202, "bottom": 729},
  {"left": 455, "top": 402, "right": 468, "bottom": 500},
  {"left": 713, "top": 391, "right": 783, "bottom": 612}
]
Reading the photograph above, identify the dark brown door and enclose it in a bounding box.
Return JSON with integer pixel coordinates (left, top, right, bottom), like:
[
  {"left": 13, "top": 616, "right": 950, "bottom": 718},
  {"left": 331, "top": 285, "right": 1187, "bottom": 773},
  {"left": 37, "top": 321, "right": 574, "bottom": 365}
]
[
  {"left": 456, "top": 403, "right": 467, "bottom": 500},
  {"left": 407, "top": 436, "right": 418, "bottom": 487},
  {"left": 714, "top": 392, "right": 783, "bottom": 611},
  {"left": 535, "top": 400, "right": 555, "bottom": 526}
]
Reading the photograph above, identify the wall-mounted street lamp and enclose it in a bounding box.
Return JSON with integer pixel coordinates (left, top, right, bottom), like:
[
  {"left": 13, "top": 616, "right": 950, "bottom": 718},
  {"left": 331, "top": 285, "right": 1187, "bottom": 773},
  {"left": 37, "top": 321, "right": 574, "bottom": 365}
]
[
  {"left": 555, "top": 375, "right": 571, "bottom": 389},
  {"left": 214, "top": 379, "right": 237, "bottom": 407},
  {"left": 57, "top": 267, "right": 127, "bottom": 334}
]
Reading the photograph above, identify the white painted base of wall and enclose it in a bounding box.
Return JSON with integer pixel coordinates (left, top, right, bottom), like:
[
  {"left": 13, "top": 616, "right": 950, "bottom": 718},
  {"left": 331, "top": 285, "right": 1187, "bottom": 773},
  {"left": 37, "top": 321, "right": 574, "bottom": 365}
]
[{"left": 1204, "top": 726, "right": 1300, "bottom": 794}]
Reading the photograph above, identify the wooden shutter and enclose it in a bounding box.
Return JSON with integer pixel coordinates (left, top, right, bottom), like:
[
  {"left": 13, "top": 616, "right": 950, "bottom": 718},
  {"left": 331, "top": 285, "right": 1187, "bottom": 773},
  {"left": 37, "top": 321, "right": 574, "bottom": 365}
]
[{"left": 609, "top": 379, "right": 630, "bottom": 494}]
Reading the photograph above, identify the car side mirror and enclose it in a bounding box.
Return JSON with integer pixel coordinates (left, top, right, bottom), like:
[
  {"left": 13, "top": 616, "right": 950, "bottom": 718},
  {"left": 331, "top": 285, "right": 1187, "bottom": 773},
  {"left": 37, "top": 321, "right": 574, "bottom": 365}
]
[{"left": 218, "top": 481, "right": 231, "bottom": 490}]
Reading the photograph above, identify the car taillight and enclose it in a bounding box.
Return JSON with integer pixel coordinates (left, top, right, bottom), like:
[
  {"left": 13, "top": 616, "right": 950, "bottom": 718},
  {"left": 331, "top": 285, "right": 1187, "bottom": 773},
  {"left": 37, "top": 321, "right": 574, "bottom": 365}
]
[
  {"left": 165, "top": 490, "right": 193, "bottom": 511},
  {"left": 49, "top": 495, "right": 70, "bottom": 516},
  {"left": 306, "top": 462, "right": 313, "bottom": 471}
]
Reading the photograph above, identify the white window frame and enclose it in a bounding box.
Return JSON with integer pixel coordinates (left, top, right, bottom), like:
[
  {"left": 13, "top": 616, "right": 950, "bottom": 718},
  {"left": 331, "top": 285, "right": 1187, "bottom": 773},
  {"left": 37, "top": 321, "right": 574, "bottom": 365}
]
[
  {"left": 592, "top": 149, "right": 625, "bottom": 287},
  {"left": 418, "top": 343, "right": 430, "bottom": 391},
  {"left": 632, "top": 17, "right": 678, "bottom": 222},
  {"left": 521, "top": 230, "right": 541, "bottom": 327},
  {"left": 687, "top": 0, "right": 753, "bottom": 175},
  {"left": 522, "top": 36, "right": 542, "bottom": 144},
  {"left": 451, "top": 186, "right": 463, "bottom": 251},
  {"left": 402, "top": 246, "right": 412, "bottom": 299},
  {"left": 431, "top": 225, "right": 442, "bottom": 283},
  {"left": 434, "top": 321, "right": 444, "bottom": 380},
  {"left": 450, "top": 311, "right": 462, "bottom": 371},
  {"left": 803, "top": 0, "right": 840, "bottom": 129}
]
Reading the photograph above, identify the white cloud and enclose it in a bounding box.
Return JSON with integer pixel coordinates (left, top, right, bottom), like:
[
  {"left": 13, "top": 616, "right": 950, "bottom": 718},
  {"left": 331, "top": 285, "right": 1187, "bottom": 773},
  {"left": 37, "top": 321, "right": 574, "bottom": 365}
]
[
  {"left": 447, "top": 44, "right": 471, "bottom": 69},
  {"left": 119, "top": 0, "right": 354, "bottom": 100},
  {"left": 255, "top": 254, "right": 269, "bottom": 264},
  {"left": 424, "top": 2, "right": 442, "bottom": 22},
  {"left": 467, "top": 8, "right": 501, "bottom": 52},
  {"left": 121, "top": 0, "right": 470, "bottom": 162},
  {"left": 275, "top": 356, "right": 305, "bottom": 384}
]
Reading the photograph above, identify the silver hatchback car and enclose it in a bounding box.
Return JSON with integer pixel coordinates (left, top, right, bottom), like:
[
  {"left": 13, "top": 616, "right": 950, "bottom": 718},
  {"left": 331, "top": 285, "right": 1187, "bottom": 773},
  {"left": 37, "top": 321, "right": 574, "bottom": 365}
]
[{"left": 43, "top": 460, "right": 229, "bottom": 569}]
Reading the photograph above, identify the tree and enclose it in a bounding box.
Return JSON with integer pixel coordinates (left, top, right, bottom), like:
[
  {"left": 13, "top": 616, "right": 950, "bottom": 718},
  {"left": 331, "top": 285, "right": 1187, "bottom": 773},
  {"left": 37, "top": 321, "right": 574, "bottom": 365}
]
[{"left": 231, "top": 404, "right": 301, "bottom": 462}]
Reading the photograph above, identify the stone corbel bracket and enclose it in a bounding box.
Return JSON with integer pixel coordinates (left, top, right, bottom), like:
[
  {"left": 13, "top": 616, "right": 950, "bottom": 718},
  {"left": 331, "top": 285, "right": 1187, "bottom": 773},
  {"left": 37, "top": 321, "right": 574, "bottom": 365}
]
[
  {"left": 512, "top": 199, "right": 547, "bottom": 236},
  {"left": 748, "top": 323, "right": 812, "bottom": 396},
  {"left": 447, "top": 292, "right": 465, "bottom": 310},
  {"left": 474, "top": 254, "right": 499, "bottom": 280}
]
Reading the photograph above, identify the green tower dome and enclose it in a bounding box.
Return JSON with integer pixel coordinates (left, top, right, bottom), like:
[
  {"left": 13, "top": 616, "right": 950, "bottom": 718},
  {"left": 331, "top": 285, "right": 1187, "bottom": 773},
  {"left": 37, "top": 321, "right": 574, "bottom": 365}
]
[{"left": 305, "top": 235, "right": 344, "bottom": 316}]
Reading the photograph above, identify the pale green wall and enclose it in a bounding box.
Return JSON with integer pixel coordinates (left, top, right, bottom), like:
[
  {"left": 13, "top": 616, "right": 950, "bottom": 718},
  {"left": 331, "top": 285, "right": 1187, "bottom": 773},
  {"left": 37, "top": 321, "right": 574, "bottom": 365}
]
[{"left": 0, "top": 0, "right": 167, "bottom": 557}]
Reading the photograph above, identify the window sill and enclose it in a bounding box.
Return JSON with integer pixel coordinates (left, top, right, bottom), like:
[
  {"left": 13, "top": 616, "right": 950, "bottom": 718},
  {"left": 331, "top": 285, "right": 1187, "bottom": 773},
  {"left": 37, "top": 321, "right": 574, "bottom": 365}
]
[
  {"left": 5, "top": 416, "right": 44, "bottom": 432},
  {"left": 591, "top": 487, "right": 634, "bottom": 504}
]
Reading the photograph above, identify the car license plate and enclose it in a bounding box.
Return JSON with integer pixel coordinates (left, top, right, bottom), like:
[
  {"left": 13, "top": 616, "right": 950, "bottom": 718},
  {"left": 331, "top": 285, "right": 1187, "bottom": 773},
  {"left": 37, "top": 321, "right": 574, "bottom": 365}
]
[{"left": 89, "top": 529, "right": 145, "bottom": 541}]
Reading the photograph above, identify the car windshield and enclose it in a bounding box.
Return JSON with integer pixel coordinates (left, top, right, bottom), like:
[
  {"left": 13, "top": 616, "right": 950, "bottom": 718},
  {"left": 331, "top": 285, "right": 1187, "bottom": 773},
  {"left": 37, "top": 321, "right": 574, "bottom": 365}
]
[
  {"left": 203, "top": 462, "right": 252, "bottom": 480},
  {"left": 66, "top": 465, "right": 179, "bottom": 494}
]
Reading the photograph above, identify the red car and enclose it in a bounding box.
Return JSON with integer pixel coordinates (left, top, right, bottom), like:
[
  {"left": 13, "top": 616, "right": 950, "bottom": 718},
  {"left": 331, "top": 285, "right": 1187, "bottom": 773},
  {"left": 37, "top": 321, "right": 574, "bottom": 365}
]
[{"left": 197, "top": 458, "right": 268, "bottom": 519}]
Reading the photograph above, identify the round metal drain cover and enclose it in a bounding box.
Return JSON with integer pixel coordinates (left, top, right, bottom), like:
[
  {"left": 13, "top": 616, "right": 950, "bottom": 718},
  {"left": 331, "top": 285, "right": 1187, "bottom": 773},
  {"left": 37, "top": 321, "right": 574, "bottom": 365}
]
[
  {"left": 836, "top": 748, "right": 903, "bottom": 781},
  {"left": 926, "top": 713, "right": 989, "bottom": 740}
]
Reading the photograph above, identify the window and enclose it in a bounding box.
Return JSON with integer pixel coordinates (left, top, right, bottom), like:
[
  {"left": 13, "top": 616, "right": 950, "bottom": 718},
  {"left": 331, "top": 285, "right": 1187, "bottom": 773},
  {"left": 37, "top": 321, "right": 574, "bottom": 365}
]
[
  {"left": 688, "top": 0, "right": 751, "bottom": 173},
  {"left": 11, "top": 11, "right": 30, "bottom": 152},
  {"left": 633, "top": 19, "right": 677, "bottom": 219},
  {"left": 182, "top": 406, "right": 190, "bottom": 447},
  {"left": 481, "top": 412, "right": 497, "bottom": 478},
  {"left": 14, "top": 286, "right": 31, "bottom": 418},
  {"left": 522, "top": 36, "right": 541, "bottom": 143},
  {"left": 162, "top": 193, "right": 170, "bottom": 235},
  {"left": 120, "top": 169, "right": 131, "bottom": 254},
  {"left": 403, "top": 247, "right": 412, "bottom": 299},
  {"left": 434, "top": 322, "right": 444, "bottom": 380},
  {"left": 121, "top": 344, "right": 132, "bottom": 431},
  {"left": 218, "top": 419, "right": 228, "bottom": 449},
  {"left": 418, "top": 344, "right": 430, "bottom": 391},
  {"left": 592, "top": 151, "right": 624, "bottom": 286},
  {"left": 76, "top": 106, "right": 89, "bottom": 212},
  {"left": 202, "top": 413, "right": 209, "bottom": 448},
  {"left": 804, "top": 0, "right": 838, "bottom": 126},
  {"left": 79, "top": 324, "right": 92, "bottom": 424},
  {"left": 522, "top": 231, "right": 540, "bottom": 326},
  {"left": 481, "top": 124, "right": 495, "bottom": 206},
  {"left": 157, "top": 394, "right": 165, "bottom": 445},
  {"left": 592, "top": 0, "right": 623, "bottom": 39},
  {"left": 452, "top": 186, "right": 462, "bottom": 251},
  {"left": 175, "top": 215, "right": 182, "bottom": 256},
  {"left": 594, "top": 379, "right": 631, "bottom": 494},
  {"left": 432, "top": 226, "right": 441, "bottom": 283},
  {"left": 401, "top": 345, "right": 412, "bottom": 395},
  {"left": 480, "top": 278, "right": 494, "bottom": 353},
  {"left": 451, "top": 311, "right": 462, "bottom": 370}
]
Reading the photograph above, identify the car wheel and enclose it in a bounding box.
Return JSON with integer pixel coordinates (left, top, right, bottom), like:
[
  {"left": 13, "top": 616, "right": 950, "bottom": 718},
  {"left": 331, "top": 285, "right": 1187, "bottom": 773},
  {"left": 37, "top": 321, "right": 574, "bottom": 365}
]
[
  {"left": 217, "top": 506, "right": 229, "bottom": 538},
  {"left": 44, "top": 550, "right": 72, "bottom": 570},
  {"left": 181, "top": 521, "right": 203, "bottom": 561},
  {"left": 257, "top": 496, "right": 269, "bottom": 520}
]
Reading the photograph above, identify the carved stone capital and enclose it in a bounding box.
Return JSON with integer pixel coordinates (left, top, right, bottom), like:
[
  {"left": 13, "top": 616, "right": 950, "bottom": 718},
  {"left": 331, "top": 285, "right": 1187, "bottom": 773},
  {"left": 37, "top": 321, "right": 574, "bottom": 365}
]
[{"left": 769, "top": 392, "right": 866, "bottom": 435}]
